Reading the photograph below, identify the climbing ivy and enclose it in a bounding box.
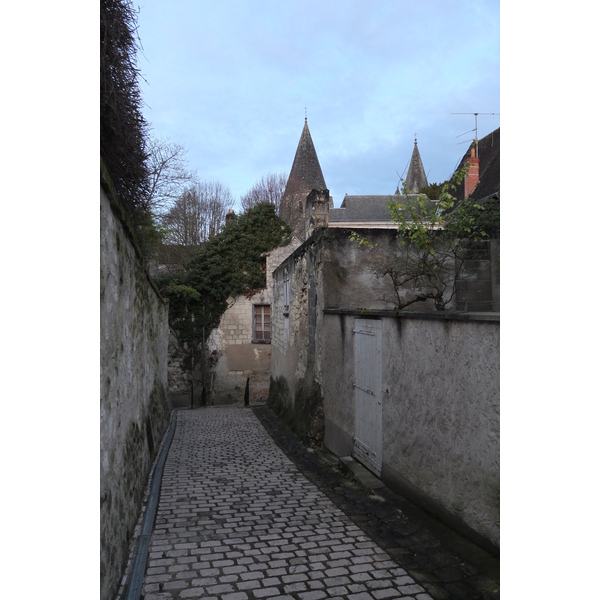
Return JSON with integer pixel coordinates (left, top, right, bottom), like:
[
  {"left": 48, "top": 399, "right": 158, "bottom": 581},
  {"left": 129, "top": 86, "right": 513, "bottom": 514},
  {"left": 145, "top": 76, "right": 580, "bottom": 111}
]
[{"left": 156, "top": 202, "right": 291, "bottom": 343}]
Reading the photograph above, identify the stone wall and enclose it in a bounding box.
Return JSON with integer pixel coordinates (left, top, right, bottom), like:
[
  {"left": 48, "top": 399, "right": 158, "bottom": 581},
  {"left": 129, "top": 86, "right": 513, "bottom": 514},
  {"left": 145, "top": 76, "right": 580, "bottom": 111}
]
[
  {"left": 271, "top": 235, "right": 324, "bottom": 405},
  {"left": 320, "top": 311, "right": 500, "bottom": 550},
  {"left": 455, "top": 239, "right": 500, "bottom": 312},
  {"left": 321, "top": 229, "right": 442, "bottom": 311},
  {"left": 206, "top": 241, "right": 300, "bottom": 405},
  {"left": 270, "top": 228, "right": 500, "bottom": 550},
  {"left": 166, "top": 329, "right": 193, "bottom": 408},
  {"left": 100, "top": 181, "right": 171, "bottom": 600},
  {"left": 208, "top": 292, "right": 272, "bottom": 404}
]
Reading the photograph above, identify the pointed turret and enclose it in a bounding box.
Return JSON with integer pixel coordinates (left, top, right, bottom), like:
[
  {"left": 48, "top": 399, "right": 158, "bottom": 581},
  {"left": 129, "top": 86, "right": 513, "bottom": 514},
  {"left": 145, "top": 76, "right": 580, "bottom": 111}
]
[
  {"left": 280, "top": 119, "right": 328, "bottom": 240},
  {"left": 405, "top": 138, "right": 428, "bottom": 194}
]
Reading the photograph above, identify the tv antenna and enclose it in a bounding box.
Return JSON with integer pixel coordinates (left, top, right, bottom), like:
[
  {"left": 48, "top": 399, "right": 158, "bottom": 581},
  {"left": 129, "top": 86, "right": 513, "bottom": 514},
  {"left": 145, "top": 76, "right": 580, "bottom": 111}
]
[{"left": 451, "top": 112, "right": 499, "bottom": 156}]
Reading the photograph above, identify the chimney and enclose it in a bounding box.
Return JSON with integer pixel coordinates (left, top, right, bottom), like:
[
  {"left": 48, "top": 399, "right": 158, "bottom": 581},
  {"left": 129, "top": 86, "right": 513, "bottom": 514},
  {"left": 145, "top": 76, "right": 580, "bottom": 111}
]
[
  {"left": 305, "top": 189, "right": 330, "bottom": 239},
  {"left": 464, "top": 145, "right": 480, "bottom": 198}
]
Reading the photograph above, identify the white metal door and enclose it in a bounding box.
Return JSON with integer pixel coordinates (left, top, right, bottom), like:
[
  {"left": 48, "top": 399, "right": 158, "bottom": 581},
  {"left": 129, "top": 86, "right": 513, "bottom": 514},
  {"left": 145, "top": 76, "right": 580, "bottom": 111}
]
[{"left": 353, "top": 319, "right": 382, "bottom": 476}]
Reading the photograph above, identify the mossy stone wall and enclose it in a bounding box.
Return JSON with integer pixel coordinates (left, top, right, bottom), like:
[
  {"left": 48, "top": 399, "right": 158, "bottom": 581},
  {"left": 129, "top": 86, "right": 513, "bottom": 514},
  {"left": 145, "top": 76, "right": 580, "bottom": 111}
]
[{"left": 100, "top": 184, "right": 171, "bottom": 600}]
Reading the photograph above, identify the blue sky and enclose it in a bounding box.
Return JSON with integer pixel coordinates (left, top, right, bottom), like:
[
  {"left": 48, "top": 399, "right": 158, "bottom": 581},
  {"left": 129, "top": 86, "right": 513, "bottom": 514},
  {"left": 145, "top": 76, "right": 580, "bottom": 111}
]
[{"left": 136, "top": 0, "right": 500, "bottom": 209}]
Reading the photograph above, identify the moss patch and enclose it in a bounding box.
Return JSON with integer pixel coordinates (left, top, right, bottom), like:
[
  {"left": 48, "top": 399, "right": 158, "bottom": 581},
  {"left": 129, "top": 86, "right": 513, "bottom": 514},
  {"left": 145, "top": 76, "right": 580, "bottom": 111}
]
[
  {"left": 268, "top": 376, "right": 324, "bottom": 447},
  {"left": 267, "top": 376, "right": 292, "bottom": 422}
]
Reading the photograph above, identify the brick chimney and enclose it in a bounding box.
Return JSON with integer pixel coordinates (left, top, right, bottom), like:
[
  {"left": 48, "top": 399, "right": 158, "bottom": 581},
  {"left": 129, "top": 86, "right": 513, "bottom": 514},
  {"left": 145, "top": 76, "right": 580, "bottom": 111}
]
[{"left": 464, "top": 145, "right": 480, "bottom": 198}]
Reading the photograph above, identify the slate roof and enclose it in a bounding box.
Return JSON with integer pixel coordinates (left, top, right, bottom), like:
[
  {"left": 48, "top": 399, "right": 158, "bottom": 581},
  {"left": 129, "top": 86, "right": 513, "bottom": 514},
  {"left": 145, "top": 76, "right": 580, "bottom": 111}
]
[
  {"left": 330, "top": 194, "right": 438, "bottom": 225},
  {"left": 330, "top": 195, "right": 393, "bottom": 222},
  {"left": 454, "top": 127, "right": 500, "bottom": 201},
  {"left": 280, "top": 119, "right": 327, "bottom": 238},
  {"left": 284, "top": 120, "right": 327, "bottom": 194},
  {"left": 405, "top": 140, "right": 428, "bottom": 193}
]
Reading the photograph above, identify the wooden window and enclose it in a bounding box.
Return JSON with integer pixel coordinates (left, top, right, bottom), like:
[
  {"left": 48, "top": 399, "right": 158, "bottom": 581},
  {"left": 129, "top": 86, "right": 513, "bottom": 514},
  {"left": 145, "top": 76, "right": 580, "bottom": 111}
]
[{"left": 253, "top": 304, "right": 271, "bottom": 342}]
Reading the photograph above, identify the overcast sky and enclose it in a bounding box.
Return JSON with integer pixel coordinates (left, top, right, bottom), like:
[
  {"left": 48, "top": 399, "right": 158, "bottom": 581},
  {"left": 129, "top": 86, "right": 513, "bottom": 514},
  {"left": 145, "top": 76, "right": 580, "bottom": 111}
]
[
  {"left": 136, "top": 0, "right": 499, "bottom": 210},
  {"left": 5, "top": 4, "right": 600, "bottom": 592}
]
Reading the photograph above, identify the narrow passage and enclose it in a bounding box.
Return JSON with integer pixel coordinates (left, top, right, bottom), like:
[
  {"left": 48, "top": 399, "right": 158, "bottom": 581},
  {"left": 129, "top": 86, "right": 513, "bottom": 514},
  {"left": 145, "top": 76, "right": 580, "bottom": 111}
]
[{"left": 140, "top": 406, "right": 431, "bottom": 600}]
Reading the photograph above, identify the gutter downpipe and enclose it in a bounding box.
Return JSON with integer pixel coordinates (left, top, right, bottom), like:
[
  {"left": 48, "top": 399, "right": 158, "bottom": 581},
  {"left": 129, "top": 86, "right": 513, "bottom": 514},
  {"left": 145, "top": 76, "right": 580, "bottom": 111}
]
[{"left": 124, "top": 410, "right": 178, "bottom": 600}]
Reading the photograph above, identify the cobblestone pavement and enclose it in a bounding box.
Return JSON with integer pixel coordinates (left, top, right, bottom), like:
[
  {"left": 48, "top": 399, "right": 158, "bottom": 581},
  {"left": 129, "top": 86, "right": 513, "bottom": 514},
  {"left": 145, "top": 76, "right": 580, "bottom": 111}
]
[{"left": 133, "top": 405, "right": 499, "bottom": 600}]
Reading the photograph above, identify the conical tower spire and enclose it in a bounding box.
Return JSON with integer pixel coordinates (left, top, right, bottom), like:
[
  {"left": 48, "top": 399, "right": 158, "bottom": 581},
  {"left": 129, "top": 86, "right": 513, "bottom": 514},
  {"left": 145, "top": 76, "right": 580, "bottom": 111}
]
[
  {"left": 280, "top": 119, "right": 327, "bottom": 240},
  {"left": 405, "top": 137, "right": 428, "bottom": 194}
]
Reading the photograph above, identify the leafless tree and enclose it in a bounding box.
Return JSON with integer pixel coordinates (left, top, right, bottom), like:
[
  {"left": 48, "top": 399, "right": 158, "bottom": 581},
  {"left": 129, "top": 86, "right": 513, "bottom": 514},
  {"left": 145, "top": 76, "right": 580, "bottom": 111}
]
[
  {"left": 351, "top": 166, "right": 479, "bottom": 311},
  {"left": 144, "top": 137, "right": 198, "bottom": 212},
  {"left": 371, "top": 236, "right": 466, "bottom": 311},
  {"left": 161, "top": 181, "right": 235, "bottom": 245},
  {"left": 240, "top": 172, "right": 287, "bottom": 214}
]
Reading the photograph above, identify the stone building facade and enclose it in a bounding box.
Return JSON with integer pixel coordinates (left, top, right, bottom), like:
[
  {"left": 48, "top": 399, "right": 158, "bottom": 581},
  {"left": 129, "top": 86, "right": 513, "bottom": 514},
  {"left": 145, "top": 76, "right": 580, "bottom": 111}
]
[
  {"left": 270, "top": 227, "right": 500, "bottom": 552},
  {"left": 198, "top": 119, "right": 326, "bottom": 403},
  {"left": 206, "top": 241, "right": 300, "bottom": 404},
  {"left": 271, "top": 122, "right": 500, "bottom": 549}
]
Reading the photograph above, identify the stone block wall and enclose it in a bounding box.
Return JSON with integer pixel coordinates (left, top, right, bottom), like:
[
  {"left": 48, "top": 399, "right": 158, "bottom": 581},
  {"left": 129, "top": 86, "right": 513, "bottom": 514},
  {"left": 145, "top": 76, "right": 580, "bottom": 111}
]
[
  {"left": 100, "top": 182, "right": 171, "bottom": 600},
  {"left": 208, "top": 292, "right": 271, "bottom": 404},
  {"left": 266, "top": 242, "right": 301, "bottom": 292},
  {"left": 270, "top": 234, "right": 326, "bottom": 442},
  {"left": 219, "top": 296, "right": 256, "bottom": 345},
  {"left": 205, "top": 241, "right": 301, "bottom": 405},
  {"left": 166, "top": 329, "right": 193, "bottom": 408}
]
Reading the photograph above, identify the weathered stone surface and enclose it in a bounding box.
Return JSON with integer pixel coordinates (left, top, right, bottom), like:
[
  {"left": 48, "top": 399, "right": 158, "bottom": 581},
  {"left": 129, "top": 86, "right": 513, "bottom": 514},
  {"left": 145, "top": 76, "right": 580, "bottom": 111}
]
[
  {"left": 270, "top": 229, "right": 499, "bottom": 549},
  {"left": 195, "top": 240, "right": 301, "bottom": 406},
  {"left": 280, "top": 119, "right": 328, "bottom": 241},
  {"left": 100, "top": 184, "right": 171, "bottom": 600}
]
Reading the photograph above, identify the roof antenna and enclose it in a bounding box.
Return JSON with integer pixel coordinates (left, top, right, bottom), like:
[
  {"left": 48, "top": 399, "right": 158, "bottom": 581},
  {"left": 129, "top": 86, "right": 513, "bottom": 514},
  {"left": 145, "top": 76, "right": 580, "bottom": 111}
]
[{"left": 451, "top": 112, "right": 499, "bottom": 157}]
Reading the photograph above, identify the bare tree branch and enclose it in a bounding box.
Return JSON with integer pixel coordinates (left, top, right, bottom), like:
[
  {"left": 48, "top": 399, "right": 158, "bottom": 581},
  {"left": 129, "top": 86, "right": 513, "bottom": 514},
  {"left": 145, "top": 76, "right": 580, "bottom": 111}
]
[
  {"left": 144, "top": 137, "right": 198, "bottom": 212},
  {"left": 160, "top": 181, "right": 235, "bottom": 245},
  {"left": 351, "top": 166, "right": 482, "bottom": 311},
  {"left": 240, "top": 172, "right": 287, "bottom": 214}
]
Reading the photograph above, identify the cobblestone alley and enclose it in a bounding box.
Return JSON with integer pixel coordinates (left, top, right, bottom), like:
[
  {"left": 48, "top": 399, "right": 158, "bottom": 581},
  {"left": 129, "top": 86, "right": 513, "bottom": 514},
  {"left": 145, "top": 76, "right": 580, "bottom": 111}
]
[{"left": 119, "top": 406, "right": 499, "bottom": 600}]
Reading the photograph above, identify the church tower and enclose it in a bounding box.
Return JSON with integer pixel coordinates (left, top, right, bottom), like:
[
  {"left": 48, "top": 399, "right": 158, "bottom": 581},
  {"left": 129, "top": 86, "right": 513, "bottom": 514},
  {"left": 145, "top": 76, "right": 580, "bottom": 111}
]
[
  {"left": 280, "top": 118, "right": 328, "bottom": 240},
  {"left": 405, "top": 138, "right": 428, "bottom": 194}
]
